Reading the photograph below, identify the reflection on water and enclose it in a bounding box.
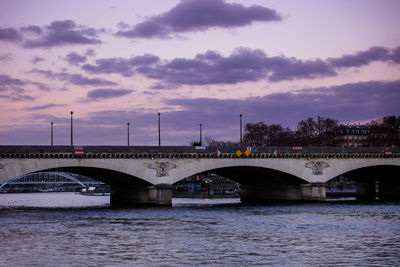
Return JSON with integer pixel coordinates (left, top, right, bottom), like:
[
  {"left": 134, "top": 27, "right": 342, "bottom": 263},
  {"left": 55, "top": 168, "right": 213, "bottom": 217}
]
[{"left": 1, "top": 193, "right": 399, "bottom": 266}]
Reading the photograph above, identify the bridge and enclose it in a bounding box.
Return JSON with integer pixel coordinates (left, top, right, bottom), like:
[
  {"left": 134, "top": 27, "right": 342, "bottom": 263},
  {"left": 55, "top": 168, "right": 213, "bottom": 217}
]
[
  {"left": 1, "top": 146, "right": 399, "bottom": 206},
  {"left": 0, "top": 171, "right": 104, "bottom": 191}
]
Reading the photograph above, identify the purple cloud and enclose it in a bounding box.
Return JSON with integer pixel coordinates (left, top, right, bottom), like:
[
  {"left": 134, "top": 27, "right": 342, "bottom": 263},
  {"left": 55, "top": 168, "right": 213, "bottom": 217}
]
[
  {"left": 163, "top": 80, "right": 400, "bottom": 132},
  {"left": 82, "top": 54, "right": 160, "bottom": 77},
  {"left": 86, "top": 88, "right": 133, "bottom": 100},
  {"left": 0, "top": 74, "right": 25, "bottom": 86},
  {"left": 0, "top": 74, "right": 36, "bottom": 102},
  {"left": 0, "top": 27, "right": 21, "bottom": 42},
  {"left": 117, "top": 21, "right": 130, "bottom": 30},
  {"left": 137, "top": 48, "right": 336, "bottom": 85},
  {"left": 116, "top": 0, "right": 281, "bottom": 39},
  {"left": 26, "top": 103, "right": 67, "bottom": 111},
  {"left": 267, "top": 58, "right": 336, "bottom": 81},
  {"left": 85, "top": 49, "right": 96, "bottom": 57},
  {"left": 327, "top": 46, "right": 390, "bottom": 68},
  {"left": 0, "top": 53, "right": 14, "bottom": 61},
  {"left": 64, "top": 52, "right": 87, "bottom": 65},
  {"left": 29, "top": 81, "right": 53, "bottom": 91},
  {"left": 21, "top": 25, "right": 43, "bottom": 34},
  {"left": 32, "top": 56, "right": 45, "bottom": 64},
  {"left": 83, "top": 58, "right": 134, "bottom": 77},
  {"left": 23, "top": 20, "right": 101, "bottom": 48},
  {"left": 32, "top": 69, "right": 117, "bottom": 86},
  {"left": 81, "top": 46, "right": 400, "bottom": 86},
  {"left": 1, "top": 80, "right": 398, "bottom": 145},
  {"left": 390, "top": 46, "right": 400, "bottom": 63}
]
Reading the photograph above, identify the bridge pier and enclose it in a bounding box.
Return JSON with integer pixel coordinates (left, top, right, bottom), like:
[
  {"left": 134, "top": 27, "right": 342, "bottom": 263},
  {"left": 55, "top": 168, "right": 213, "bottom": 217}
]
[
  {"left": 110, "top": 184, "right": 172, "bottom": 207},
  {"left": 355, "top": 181, "right": 376, "bottom": 200},
  {"left": 378, "top": 180, "right": 400, "bottom": 201},
  {"left": 240, "top": 183, "right": 326, "bottom": 203},
  {"left": 300, "top": 183, "right": 326, "bottom": 201}
]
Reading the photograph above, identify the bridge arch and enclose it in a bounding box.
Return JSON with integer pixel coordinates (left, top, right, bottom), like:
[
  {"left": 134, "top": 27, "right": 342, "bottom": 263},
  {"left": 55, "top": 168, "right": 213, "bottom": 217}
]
[
  {"left": 0, "top": 158, "right": 158, "bottom": 186},
  {"left": 318, "top": 159, "right": 400, "bottom": 183},
  {"left": 169, "top": 159, "right": 311, "bottom": 185},
  {"left": 0, "top": 172, "right": 89, "bottom": 189},
  {"left": 40, "top": 166, "right": 151, "bottom": 187},
  {"left": 172, "top": 165, "right": 308, "bottom": 186}
]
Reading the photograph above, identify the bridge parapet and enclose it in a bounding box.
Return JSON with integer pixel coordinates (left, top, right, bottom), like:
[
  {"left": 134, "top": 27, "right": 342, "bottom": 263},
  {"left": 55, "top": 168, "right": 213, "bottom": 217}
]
[
  {"left": 0, "top": 145, "right": 398, "bottom": 159},
  {"left": 0, "top": 145, "right": 399, "bottom": 153}
]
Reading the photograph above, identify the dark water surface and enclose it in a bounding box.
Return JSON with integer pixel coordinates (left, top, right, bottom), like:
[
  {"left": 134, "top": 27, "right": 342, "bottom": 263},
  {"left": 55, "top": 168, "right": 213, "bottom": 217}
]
[{"left": 0, "top": 193, "right": 399, "bottom": 266}]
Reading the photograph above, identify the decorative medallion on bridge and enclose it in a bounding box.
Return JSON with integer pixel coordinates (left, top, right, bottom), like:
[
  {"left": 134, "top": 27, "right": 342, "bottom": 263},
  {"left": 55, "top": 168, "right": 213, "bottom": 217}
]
[
  {"left": 305, "top": 161, "right": 329, "bottom": 175},
  {"left": 148, "top": 161, "right": 177, "bottom": 177}
]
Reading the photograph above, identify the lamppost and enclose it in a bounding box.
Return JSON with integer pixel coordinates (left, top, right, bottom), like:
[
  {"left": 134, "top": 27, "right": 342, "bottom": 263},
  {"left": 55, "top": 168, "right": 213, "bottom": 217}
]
[
  {"left": 158, "top": 112, "right": 161, "bottom": 146},
  {"left": 50, "top": 122, "right": 54, "bottom": 146},
  {"left": 70, "top": 111, "right": 73, "bottom": 146},
  {"left": 199, "top": 123, "right": 202, "bottom": 146},
  {"left": 240, "top": 113, "right": 243, "bottom": 146},
  {"left": 127, "top": 122, "right": 130, "bottom": 146}
]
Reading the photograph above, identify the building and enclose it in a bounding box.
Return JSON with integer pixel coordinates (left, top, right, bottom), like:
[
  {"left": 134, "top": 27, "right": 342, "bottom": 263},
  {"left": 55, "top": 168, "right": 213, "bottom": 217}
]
[{"left": 334, "top": 125, "right": 370, "bottom": 147}]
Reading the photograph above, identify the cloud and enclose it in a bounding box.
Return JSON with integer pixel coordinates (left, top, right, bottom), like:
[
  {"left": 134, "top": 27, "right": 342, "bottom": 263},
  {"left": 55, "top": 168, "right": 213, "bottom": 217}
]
[
  {"left": 390, "top": 46, "right": 400, "bottom": 63},
  {"left": 267, "top": 58, "right": 336, "bottom": 81},
  {"left": 2, "top": 80, "right": 398, "bottom": 145},
  {"left": 0, "top": 53, "right": 14, "bottom": 62},
  {"left": 23, "top": 20, "right": 101, "bottom": 48},
  {"left": 327, "top": 46, "right": 390, "bottom": 68},
  {"left": 82, "top": 46, "right": 400, "bottom": 86},
  {"left": 117, "top": 21, "right": 130, "bottom": 29},
  {"left": 0, "top": 74, "right": 36, "bottom": 102},
  {"left": 137, "top": 48, "right": 336, "bottom": 85},
  {"left": 85, "top": 48, "right": 336, "bottom": 85},
  {"left": 0, "top": 94, "right": 36, "bottom": 102},
  {"left": 0, "top": 74, "right": 25, "bottom": 87},
  {"left": 82, "top": 58, "right": 134, "bottom": 77},
  {"left": 163, "top": 80, "right": 400, "bottom": 131},
  {"left": 32, "top": 69, "right": 117, "bottom": 86},
  {"left": 64, "top": 51, "right": 87, "bottom": 65},
  {"left": 86, "top": 88, "right": 133, "bottom": 100},
  {"left": 32, "top": 56, "right": 45, "bottom": 64},
  {"left": 21, "top": 25, "right": 43, "bottom": 34},
  {"left": 82, "top": 54, "right": 160, "bottom": 77},
  {"left": 1, "top": 20, "right": 102, "bottom": 48},
  {"left": 0, "top": 27, "right": 21, "bottom": 42},
  {"left": 85, "top": 48, "right": 96, "bottom": 57},
  {"left": 116, "top": 0, "right": 281, "bottom": 39},
  {"left": 26, "top": 103, "right": 67, "bottom": 111}
]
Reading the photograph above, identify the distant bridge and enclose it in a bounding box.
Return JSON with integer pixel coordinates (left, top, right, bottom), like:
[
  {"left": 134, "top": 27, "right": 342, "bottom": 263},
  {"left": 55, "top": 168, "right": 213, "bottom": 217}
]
[
  {"left": 1, "top": 146, "right": 399, "bottom": 206},
  {"left": 0, "top": 171, "right": 104, "bottom": 190}
]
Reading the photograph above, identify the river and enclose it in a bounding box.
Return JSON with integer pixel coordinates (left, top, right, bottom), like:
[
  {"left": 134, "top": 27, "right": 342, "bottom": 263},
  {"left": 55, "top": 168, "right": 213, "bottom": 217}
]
[{"left": 0, "top": 193, "right": 399, "bottom": 266}]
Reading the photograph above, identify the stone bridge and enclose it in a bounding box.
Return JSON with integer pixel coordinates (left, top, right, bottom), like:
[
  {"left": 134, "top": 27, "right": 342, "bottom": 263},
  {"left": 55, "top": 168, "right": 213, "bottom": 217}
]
[{"left": 1, "top": 146, "right": 399, "bottom": 206}]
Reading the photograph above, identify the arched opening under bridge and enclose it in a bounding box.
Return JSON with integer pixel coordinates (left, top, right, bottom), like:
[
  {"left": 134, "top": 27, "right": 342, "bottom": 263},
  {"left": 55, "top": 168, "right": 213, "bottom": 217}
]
[
  {"left": 173, "top": 166, "right": 325, "bottom": 203},
  {"left": 336, "top": 165, "right": 400, "bottom": 201},
  {"left": 0, "top": 171, "right": 103, "bottom": 193},
  {"left": 0, "top": 166, "right": 172, "bottom": 207}
]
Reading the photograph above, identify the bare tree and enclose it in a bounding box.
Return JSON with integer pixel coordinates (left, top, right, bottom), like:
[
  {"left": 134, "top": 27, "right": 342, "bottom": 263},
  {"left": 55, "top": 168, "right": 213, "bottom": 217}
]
[{"left": 243, "top": 122, "right": 268, "bottom": 146}]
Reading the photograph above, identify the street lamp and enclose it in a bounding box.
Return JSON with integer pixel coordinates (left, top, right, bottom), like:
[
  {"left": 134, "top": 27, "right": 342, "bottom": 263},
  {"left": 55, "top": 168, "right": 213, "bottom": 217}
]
[
  {"left": 199, "top": 123, "right": 202, "bottom": 146},
  {"left": 70, "top": 111, "right": 73, "bottom": 146},
  {"left": 127, "top": 122, "right": 130, "bottom": 146},
  {"left": 240, "top": 113, "right": 243, "bottom": 146},
  {"left": 50, "top": 122, "right": 54, "bottom": 146},
  {"left": 158, "top": 112, "right": 161, "bottom": 146}
]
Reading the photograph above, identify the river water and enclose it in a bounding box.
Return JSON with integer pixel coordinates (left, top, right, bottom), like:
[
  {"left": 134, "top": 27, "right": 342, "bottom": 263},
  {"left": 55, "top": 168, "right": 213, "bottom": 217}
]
[{"left": 0, "top": 193, "right": 399, "bottom": 266}]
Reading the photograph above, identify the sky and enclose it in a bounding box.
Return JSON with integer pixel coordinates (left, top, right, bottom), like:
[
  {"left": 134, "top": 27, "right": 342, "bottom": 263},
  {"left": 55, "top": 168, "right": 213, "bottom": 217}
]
[{"left": 0, "top": 0, "right": 399, "bottom": 146}]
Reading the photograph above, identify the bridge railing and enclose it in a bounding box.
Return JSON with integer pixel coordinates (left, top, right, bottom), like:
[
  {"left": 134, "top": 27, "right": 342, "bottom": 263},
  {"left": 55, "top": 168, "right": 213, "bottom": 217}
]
[
  {"left": 0, "top": 146, "right": 400, "bottom": 159},
  {"left": 0, "top": 145, "right": 398, "bottom": 154}
]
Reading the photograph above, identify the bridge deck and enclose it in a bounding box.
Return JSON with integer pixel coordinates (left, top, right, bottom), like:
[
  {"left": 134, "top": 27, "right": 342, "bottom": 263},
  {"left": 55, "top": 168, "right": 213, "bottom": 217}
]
[{"left": 0, "top": 146, "right": 398, "bottom": 159}]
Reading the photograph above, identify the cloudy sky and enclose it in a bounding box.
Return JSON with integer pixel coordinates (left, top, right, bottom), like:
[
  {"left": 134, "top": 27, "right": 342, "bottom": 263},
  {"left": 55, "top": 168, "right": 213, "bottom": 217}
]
[{"left": 1, "top": 0, "right": 399, "bottom": 146}]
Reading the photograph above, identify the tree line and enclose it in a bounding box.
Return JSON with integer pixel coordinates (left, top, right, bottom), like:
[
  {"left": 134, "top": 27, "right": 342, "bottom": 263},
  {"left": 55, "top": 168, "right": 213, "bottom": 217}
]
[{"left": 205, "top": 116, "right": 400, "bottom": 147}]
